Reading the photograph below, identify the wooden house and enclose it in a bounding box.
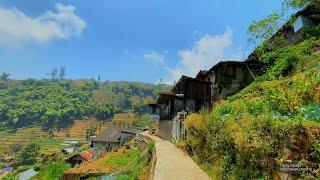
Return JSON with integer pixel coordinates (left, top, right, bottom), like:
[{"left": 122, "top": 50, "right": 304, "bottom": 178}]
[
  {"left": 151, "top": 3, "right": 320, "bottom": 142},
  {"left": 195, "top": 61, "right": 262, "bottom": 102},
  {"left": 172, "top": 75, "right": 212, "bottom": 112},
  {"left": 154, "top": 76, "right": 211, "bottom": 141},
  {"left": 92, "top": 127, "right": 140, "bottom": 159},
  {"left": 209, "top": 61, "right": 255, "bottom": 102},
  {"left": 247, "top": 4, "right": 320, "bottom": 62},
  {"left": 155, "top": 76, "right": 211, "bottom": 121},
  {"left": 65, "top": 149, "right": 93, "bottom": 167}
]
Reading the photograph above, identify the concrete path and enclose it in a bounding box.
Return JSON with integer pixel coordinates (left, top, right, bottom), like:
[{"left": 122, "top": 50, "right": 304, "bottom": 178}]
[{"left": 141, "top": 132, "right": 210, "bottom": 180}]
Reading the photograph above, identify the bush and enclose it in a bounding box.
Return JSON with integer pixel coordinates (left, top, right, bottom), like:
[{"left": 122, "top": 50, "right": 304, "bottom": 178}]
[
  {"left": 184, "top": 111, "right": 209, "bottom": 162},
  {"left": 300, "top": 104, "right": 320, "bottom": 122},
  {"left": 133, "top": 114, "right": 150, "bottom": 127},
  {"left": 20, "top": 143, "right": 40, "bottom": 163},
  {"left": 34, "top": 162, "right": 70, "bottom": 180},
  {"left": 184, "top": 39, "right": 320, "bottom": 179},
  {"left": 302, "top": 25, "right": 320, "bottom": 39},
  {"left": 2, "top": 171, "right": 18, "bottom": 180}
]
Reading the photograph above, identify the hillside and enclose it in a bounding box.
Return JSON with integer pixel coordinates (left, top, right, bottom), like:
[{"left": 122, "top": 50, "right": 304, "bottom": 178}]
[
  {"left": 184, "top": 38, "right": 320, "bottom": 178},
  {"left": 0, "top": 79, "right": 170, "bottom": 129}
]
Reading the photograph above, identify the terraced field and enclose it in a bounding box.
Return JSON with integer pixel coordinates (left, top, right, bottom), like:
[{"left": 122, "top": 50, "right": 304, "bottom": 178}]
[
  {"left": 0, "top": 113, "right": 138, "bottom": 156},
  {"left": 109, "top": 113, "right": 136, "bottom": 128},
  {"left": 54, "top": 119, "right": 102, "bottom": 138},
  {"left": 0, "top": 126, "right": 68, "bottom": 155}
]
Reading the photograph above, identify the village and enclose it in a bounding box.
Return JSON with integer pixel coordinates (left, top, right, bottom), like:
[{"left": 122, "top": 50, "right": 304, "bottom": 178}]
[
  {"left": 149, "top": 4, "right": 319, "bottom": 143},
  {"left": 0, "top": 1, "right": 319, "bottom": 180}
]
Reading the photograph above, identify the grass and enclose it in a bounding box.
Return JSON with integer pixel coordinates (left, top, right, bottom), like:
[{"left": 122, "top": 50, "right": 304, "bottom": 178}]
[
  {"left": 0, "top": 126, "right": 71, "bottom": 156},
  {"left": 104, "top": 148, "right": 140, "bottom": 170},
  {"left": 184, "top": 38, "right": 320, "bottom": 179},
  {"left": 0, "top": 162, "right": 11, "bottom": 168},
  {"left": 0, "top": 113, "right": 138, "bottom": 157},
  {"left": 32, "top": 162, "right": 70, "bottom": 180},
  {"left": 102, "top": 146, "right": 152, "bottom": 180}
]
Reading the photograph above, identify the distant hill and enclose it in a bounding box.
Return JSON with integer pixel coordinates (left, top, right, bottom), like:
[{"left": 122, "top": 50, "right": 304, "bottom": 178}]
[{"left": 0, "top": 78, "right": 170, "bottom": 129}]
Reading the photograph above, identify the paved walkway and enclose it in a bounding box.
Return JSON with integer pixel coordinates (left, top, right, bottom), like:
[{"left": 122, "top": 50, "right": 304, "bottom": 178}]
[{"left": 141, "top": 132, "right": 210, "bottom": 180}]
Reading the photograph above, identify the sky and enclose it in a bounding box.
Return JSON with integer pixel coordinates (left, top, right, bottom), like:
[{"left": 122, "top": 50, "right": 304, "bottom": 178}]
[{"left": 0, "top": 0, "right": 283, "bottom": 84}]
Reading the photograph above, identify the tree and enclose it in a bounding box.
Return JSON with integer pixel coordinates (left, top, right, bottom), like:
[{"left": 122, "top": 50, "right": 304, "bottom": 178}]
[
  {"left": 48, "top": 129, "right": 54, "bottom": 138},
  {"left": 20, "top": 143, "right": 40, "bottom": 162},
  {"left": 1, "top": 72, "right": 10, "bottom": 81},
  {"left": 282, "top": 0, "right": 314, "bottom": 9},
  {"left": 85, "top": 125, "right": 97, "bottom": 140},
  {"left": 59, "top": 67, "right": 66, "bottom": 80},
  {"left": 9, "top": 144, "right": 23, "bottom": 160},
  {"left": 133, "top": 114, "right": 150, "bottom": 127},
  {"left": 248, "top": 0, "right": 319, "bottom": 44},
  {"left": 133, "top": 99, "right": 147, "bottom": 116},
  {"left": 50, "top": 68, "right": 58, "bottom": 81},
  {"left": 91, "top": 78, "right": 100, "bottom": 90},
  {"left": 247, "top": 13, "right": 282, "bottom": 44}
]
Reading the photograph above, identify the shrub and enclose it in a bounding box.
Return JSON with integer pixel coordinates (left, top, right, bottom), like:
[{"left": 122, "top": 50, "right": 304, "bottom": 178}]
[
  {"left": 184, "top": 39, "right": 320, "bottom": 179},
  {"left": 20, "top": 143, "right": 40, "bottom": 163},
  {"left": 2, "top": 171, "right": 18, "bottom": 180},
  {"left": 302, "top": 25, "right": 320, "bottom": 39},
  {"left": 184, "top": 111, "right": 209, "bottom": 163},
  {"left": 35, "top": 162, "right": 70, "bottom": 180}
]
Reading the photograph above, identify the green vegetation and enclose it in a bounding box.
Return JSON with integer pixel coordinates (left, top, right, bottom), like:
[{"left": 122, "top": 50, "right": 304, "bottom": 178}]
[
  {"left": 185, "top": 36, "right": 320, "bottom": 178},
  {"left": 0, "top": 78, "right": 170, "bottom": 129},
  {"left": 32, "top": 162, "right": 70, "bottom": 180},
  {"left": 105, "top": 149, "right": 140, "bottom": 169},
  {"left": 20, "top": 143, "right": 40, "bottom": 163},
  {"left": 2, "top": 171, "right": 19, "bottom": 180},
  {"left": 0, "top": 126, "right": 67, "bottom": 156},
  {"left": 97, "top": 81, "right": 170, "bottom": 114},
  {"left": 104, "top": 142, "right": 154, "bottom": 180},
  {"left": 133, "top": 114, "right": 150, "bottom": 127},
  {"left": 85, "top": 124, "right": 98, "bottom": 140},
  {"left": 2, "top": 164, "right": 35, "bottom": 180},
  {"left": 0, "top": 79, "right": 112, "bottom": 129},
  {"left": 247, "top": 0, "right": 320, "bottom": 44}
]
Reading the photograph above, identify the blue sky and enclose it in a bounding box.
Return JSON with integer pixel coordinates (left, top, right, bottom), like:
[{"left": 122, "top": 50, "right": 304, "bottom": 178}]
[{"left": 0, "top": 0, "right": 282, "bottom": 83}]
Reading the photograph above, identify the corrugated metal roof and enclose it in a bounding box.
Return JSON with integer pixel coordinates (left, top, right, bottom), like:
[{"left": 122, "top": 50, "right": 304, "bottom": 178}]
[
  {"left": 93, "top": 127, "right": 122, "bottom": 143},
  {"left": 121, "top": 128, "right": 141, "bottom": 134},
  {"left": 79, "top": 149, "right": 93, "bottom": 161},
  {"left": 93, "top": 127, "right": 140, "bottom": 143}
]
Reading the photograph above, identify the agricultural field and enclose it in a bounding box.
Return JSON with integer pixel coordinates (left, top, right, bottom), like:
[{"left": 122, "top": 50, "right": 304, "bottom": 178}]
[
  {"left": 53, "top": 119, "right": 104, "bottom": 138},
  {"left": 109, "top": 113, "right": 137, "bottom": 128},
  {"left": 64, "top": 138, "right": 153, "bottom": 179},
  {"left": 0, "top": 112, "right": 140, "bottom": 158},
  {"left": 0, "top": 126, "right": 68, "bottom": 156}
]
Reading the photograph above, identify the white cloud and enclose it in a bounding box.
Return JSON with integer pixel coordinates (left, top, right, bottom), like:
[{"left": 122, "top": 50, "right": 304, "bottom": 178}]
[
  {"left": 0, "top": 3, "right": 86, "bottom": 47},
  {"left": 144, "top": 51, "right": 165, "bottom": 66},
  {"left": 166, "top": 27, "right": 242, "bottom": 83}
]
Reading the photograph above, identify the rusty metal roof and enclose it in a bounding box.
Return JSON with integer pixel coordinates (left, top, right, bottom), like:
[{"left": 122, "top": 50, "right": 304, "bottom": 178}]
[{"left": 92, "top": 127, "right": 122, "bottom": 143}]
